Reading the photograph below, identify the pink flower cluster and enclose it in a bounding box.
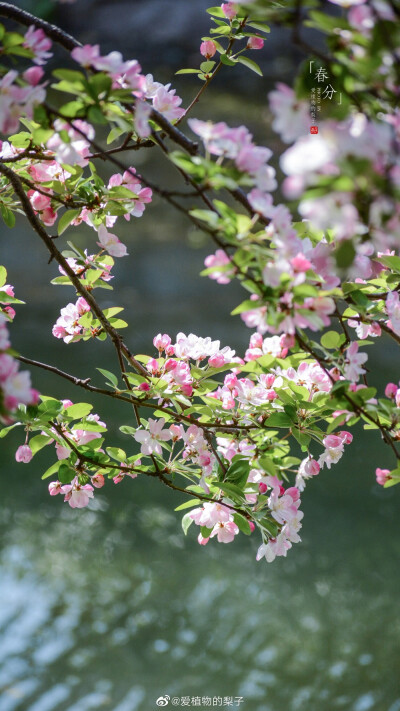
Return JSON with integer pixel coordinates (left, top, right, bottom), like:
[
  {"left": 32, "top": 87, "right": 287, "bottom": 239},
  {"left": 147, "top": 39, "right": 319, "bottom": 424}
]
[
  {"left": 52, "top": 297, "right": 91, "bottom": 343},
  {"left": 189, "top": 502, "right": 239, "bottom": 544},
  {"left": 70, "top": 44, "right": 185, "bottom": 135},
  {"left": 188, "top": 118, "right": 277, "bottom": 193},
  {"left": 23, "top": 26, "right": 52, "bottom": 65},
  {"left": 0, "top": 69, "right": 46, "bottom": 134},
  {"left": 0, "top": 284, "right": 38, "bottom": 422},
  {"left": 49, "top": 476, "right": 94, "bottom": 508}
]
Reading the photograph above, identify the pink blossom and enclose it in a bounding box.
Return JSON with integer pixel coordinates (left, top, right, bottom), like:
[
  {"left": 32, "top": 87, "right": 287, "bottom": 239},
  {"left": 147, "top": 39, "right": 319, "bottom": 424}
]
[
  {"left": 385, "top": 382, "right": 397, "bottom": 399},
  {"left": 15, "top": 444, "right": 33, "bottom": 463},
  {"left": 200, "top": 41, "right": 217, "bottom": 58},
  {"left": 386, "top": 291, "right": 400, "bottom": 336},
  {"left": 135, "top": 99, "right": 151, "bottom": 138},
  {"left": 221, "top": 3, "right": 238, "bottom": 19},
  {"left": 269, "top": 83, "right": 311, "bottom": 143},
  {"left": 198, "top": 532, "right": 210, "bottom": 545},
  {"left": 247, "top": 37, "right": 264, "bottom": 50},
  {"left": 343, "top": 342, "right": 368, "bottom": 383},
  {"left": 91, "top": 473, "right": 105, "bottom": 488},
  {"left": 97, "top": 224, "right": 128, "bottom": 257},
  {"left": 48, "top": 480, "right": 62, "bottom": 496},
  {"left": 152, "top": 86, "right": 185, "bottom": 122},
  {"left": 23, "top": 66, "right": 44, "bottom": 86},
  {"left": 190, "top": 501, "right": 231, "bottom": 527},
  {"left": 376, "top": 468, "right": 391, "bottom": 486},
  {"left": 153, "top": 333, "right": 172, "bottom": 351},
  {"left": 23, "top": 26, "right": 52, "bottom": 65},
  {"left": 210, "top": 520, "right": 239, "bottom": 543},
  {"left": 61, "top": 477, "right": 94, "bottom": 508},
  {"left": 256, "top": 532, "right": 292, "bottom": 562},
  {"left": 134, "top": 417, "right": 171, "bottom": 455},
  {"left": 71, "top": 44, "right": 100, "bottom": 67},
  {"left": 204, "top": 249, "right": 232, "bottom": 284}
]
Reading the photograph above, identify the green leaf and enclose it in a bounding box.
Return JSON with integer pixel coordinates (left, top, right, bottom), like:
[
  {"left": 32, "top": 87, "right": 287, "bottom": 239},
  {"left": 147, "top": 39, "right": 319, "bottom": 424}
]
[
  {"left": 0, "top": 204, "right": 16, "bottom": 228},
  {"left": 176, "top": 68, "right": 204, "bottom": 75},
  {"left": 0, "top": 266, "right": 7, "bottom": 288},
  {"left": 175, "top": 499, "right": 202, "bottom": 511},
  {"left": 58, "top": 462, "right": 76, "bottom": 484},
  {"left": 29, "top": 434, "right": 52, "bottom": 455},
  {"left": 321, "top": 330, "right": 341, "bottom": 349},
  {"left": 64, "top": 402, "right": 93, "bottom": 419},
  {"left": 182, "top": 512, "right": 194, "bottom": 535},
  {"left": 97, "top": 368, "right": 119, "bottom": 387},
  {"left": 247, "top": 22, "right": 270, "bottom": 33},
  {"left": 106, "top": 447, "right": 127, "bottom": 461},
  {"left": 200, "top": 61, "right": 216, "bottom": 73},
  {"left": 378, "top": 255, "right": 400, "bottom": 274},
  {"left": 213, "top": 481, "right": 246, "bottom": 499},
  {"left": 120, "top": 425, "right": 137, "bottom": 436},
  {"left": 335, "top": 240, "right": 356, "bottom": 268},
  {"left": 265, "top": 412, "right": 292, "bottom": 428},
  {"left": 220, "top": 54, "right": 237, "bottom": 66},
  {"left": 0, "top": 422, "right": 21, "bottom": 438},
  {"left": 58, "top": 209, "right": 80, "bottom": 236},
  {"left": 233, "top": 512, "right": 252, "bottom": 535},
  {"left": 236, "top": 56, "right": 263, "bottom": 76},
  {"left": 206, "top": 6, "right": 226, "bottom": 17},
  {"left": 225, "top": 456, "right": 250, "bottom": 487},
  {"left": 41, "top": 460, "right": 61, "bottom": 480}
]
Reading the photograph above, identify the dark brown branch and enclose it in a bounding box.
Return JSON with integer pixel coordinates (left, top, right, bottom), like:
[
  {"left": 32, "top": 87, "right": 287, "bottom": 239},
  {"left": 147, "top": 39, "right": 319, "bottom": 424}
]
[
  {"left": 0, "top": 2, "right": 81, "bottom": 51},
  {"left": 0, "top": 161, "right": 149, "bottom": 379}
]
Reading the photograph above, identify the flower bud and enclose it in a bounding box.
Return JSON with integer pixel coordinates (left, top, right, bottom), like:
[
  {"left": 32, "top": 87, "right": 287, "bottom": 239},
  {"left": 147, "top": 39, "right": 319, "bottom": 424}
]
[
  {"left": 247, "top": 37, "right": 264, "bottom": 50},
  {"left": 200, "top": 40, "right": 217, "bottom": 58},
  {"left": 15, "top": 445, "right": 33, "bottom": 463}
]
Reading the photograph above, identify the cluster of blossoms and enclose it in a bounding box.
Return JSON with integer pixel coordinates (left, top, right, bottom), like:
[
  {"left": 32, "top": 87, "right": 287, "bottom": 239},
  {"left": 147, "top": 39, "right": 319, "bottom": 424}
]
[
  {"left": 0, "top": 278, "right": 38, "bottom": 423},
  {"left": 52, "top": 297, "right": 91, "bottom": 343},
  {"left": 70, "top": 44, "right": 185, "bottom": 133},
  {"left": 2, "top": 0, "right": 400, "bottom": 567},
  {"left": 189, "top": 118, "right": 277, "bottom": 195}
]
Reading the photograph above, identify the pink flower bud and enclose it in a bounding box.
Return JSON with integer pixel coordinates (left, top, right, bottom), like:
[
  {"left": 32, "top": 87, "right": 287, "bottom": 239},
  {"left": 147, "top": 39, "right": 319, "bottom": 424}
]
[
  {"left": 200, "top": 40, "right": 217, "bottom": 58},
  {"left": 258, "top": 482, "right": 268, "bottom": 494},
  {"left": 208, "top": 353, "right": 225, "bottom": 367},
  {"left": 92, "top": 473, "right": 105, "bottom": 488},
  {"left": 385, "top": 382, "right": 397, "bottom": 399},
  {"left": 376, "top": 468, "right": 391, "bottom": 486},
  {"left": 323, "top": 434, "right": 343, "bottom": 449},
  {"left": 248, "top": 521, "right": 255, "bottom": 532},
  {"left": 338, "top": 431, "right": 353, "bottom": 445},
  {"left": 224, "top": 373, "right": 238, "bottom": 389},
  {"left": 113, "top": 473, "right": 124, "bottom": 484},
  {"left": 165, "top": 344, "right": 175, "bottom": 356},
  {"left": 285, "top": 486, "right": 300, "bottom": 502},
  {"left": 146, "top": 358, "right": 159, "bottom": 374},
  {"left": 169, "top": 424, "right": 182, "bottom": 440},
  {"left": 221, "top": 2, "right": 237, "bottom": 19},
  {"left": 198, "top": 532, "right": 210, "bottom": 545},
  {"left": 15, "top": 445, "right": 33, "bottom": 463},
  {"left": 139, "top": 382, "right": 150, "bottom": 391},
  {"left": 164, "top": 358, "right": 177, "bottom": 372},
  {"left": 304, "top": 459, "right": 320, "bottom": 477},
  {"left": 153, "top": 333, "right": 171, "bottom": 351},
  {"left": 48, "top": 480, "right": 62, "bottom": 496},
  {"left": 249, "top": 333, "right": 263, "bottom": 349},
  {"left": 290, "top": 253, "right": 312, "bottom": 272},
  {"left": 247, "top": 37, "right": 264, "bottom": 50},
  {"left": 23, "top": 66, "right": 44, "bottom": 85}
]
